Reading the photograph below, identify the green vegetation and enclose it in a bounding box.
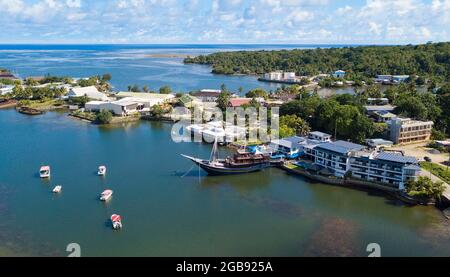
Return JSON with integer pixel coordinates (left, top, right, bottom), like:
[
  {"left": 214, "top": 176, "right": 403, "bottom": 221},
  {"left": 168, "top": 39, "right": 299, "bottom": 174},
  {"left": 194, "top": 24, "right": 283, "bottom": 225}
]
[
  {"left": 216, "top": 84, "right": 232, "bottom": 111},
  {"left": 280, "top": 92, "right": 374, "bottom": 143},
  {"left": 159, "top": 86, "right": 172, "bottom": 94},
  {"left": 0, "top": 78, "right": 20, "bottom": 86},
  {"left": 185, "top": 42, "right": 450, "bottom": 81},
  {"left": 279, "top": 115, "right": 311, "bottom": 138},
  {"left": 246, "top": 88, "right": 268, "bottom": 99},
  {"left": 71, "top": 110, "right": 97, "bottom": 121},
  {"left": 420, "top": 162, "right": 450, "bottom": 184},
  {"left": 96, "top": 109, "right": 113, "bottom": 124},
  {"left": 12, "top": 85, "right": 67, "bottom": 100},
  {"left": 406, "top": 176, "right": 445, "bottom": 201}
]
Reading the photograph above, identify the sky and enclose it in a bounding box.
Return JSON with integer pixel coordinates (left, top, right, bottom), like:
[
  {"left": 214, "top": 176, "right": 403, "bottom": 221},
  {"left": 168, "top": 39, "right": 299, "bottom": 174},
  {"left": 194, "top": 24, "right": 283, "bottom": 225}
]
[{"left": 0, "top": 0, "right": 449, "bottom": 44}]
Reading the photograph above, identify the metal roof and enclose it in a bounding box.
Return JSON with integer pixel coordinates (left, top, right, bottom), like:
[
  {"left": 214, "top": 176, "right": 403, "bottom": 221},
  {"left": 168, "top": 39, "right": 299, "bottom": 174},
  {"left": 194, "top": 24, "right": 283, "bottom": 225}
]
[
  {"left": 315, "top": 140, "right": 365, "bottom": 154},
  {"left": 309, "top": 131, "right": 331, "bottom": 138},
  {"left": 376, "top": 152, "right": 417, "bottom": 164}
]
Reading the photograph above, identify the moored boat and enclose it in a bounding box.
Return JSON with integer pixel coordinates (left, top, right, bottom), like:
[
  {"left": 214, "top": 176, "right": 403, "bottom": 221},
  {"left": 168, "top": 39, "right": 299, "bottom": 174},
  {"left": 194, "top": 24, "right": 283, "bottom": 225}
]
[
  {"left": 98, "top": 165, "right": 107, "bottom": 176},
  {"left": 52, "top": 185, "right": 62, "bottom": 193},
  {"left": 182, "top": 139, "right": 271, "bottom": 175},
  {"left": 100, "top": 189, "right": 113, "bottom": 201},
  {"left": 110, "top": 214, "right": 123, "bottom": 230},
  {"left": 40, "top": 166, "right": 51, "bottom": 178}
]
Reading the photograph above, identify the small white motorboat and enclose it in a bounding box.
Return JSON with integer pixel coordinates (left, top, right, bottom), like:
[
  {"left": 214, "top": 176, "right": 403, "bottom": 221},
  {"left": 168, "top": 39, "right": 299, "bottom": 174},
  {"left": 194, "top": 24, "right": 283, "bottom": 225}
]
[
  {"left": 98, "top": 165, "right": 107, "bottom": 176},
  {"left": 39, "top": 166, "right": 51, "bottom": 178},
  {"left": 100, "top": 189, "right": 113, "bottom": 201},
  {"left": 110, "top": 214, "right": 123, "bottom": 230},
  {"left": 52, "top": 185, "right": 62, "bottom": 193}
]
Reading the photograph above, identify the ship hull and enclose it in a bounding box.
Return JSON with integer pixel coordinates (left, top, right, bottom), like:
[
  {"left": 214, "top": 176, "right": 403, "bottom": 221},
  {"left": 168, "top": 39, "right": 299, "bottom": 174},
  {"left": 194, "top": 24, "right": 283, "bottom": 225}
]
[{"left": 182, "top": 155, "right": 271, "bottom": 175}]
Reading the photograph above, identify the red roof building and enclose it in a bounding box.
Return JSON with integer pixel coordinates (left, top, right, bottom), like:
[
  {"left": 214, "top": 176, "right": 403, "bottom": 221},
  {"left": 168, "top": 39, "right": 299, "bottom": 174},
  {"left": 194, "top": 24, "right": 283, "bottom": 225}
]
[{"left": 228, "top": 98, "right": 252, "bottom": 107}]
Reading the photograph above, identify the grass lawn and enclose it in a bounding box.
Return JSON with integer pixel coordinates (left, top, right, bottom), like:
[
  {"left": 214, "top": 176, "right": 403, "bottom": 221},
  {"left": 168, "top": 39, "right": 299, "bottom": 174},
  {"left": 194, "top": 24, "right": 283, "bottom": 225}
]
[
  {"left": 19, "top": 99, "right": 65, "bottom": 110},
  {"left": 420, "top": 162, "right": 450, "bottom": 184}
]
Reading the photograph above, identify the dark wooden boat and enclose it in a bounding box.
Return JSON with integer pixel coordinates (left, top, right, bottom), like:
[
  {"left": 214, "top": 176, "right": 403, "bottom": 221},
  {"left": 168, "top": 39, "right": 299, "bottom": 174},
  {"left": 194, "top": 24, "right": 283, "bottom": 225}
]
[
  {"left": 182, "top": 140, "right": 271, "bottom": 175},
  {"left": 16, "top": 106, "right": 44, "bottom": 115}
]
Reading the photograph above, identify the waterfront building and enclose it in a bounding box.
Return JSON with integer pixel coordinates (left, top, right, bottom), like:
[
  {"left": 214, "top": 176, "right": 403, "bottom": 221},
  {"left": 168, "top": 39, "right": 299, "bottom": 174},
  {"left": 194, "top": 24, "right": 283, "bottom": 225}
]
[
  {"left": 283, "top": 72, "right": 296, "bottom": 81},
  {"left": 85, "top": 101, "right": 108, "bottom": 112},
  {"left": 98, "top": 97, "right": 149, "bottom": 116},
  {"left": 68, "top": 86, "right": 109, "bottom": 101},
  {"left": 313, "top": 140, "right": 366, "bottom": 177},
  {"left": 389, "top": 117, "right": 434, "bottom": 144},
  {"left": 332, "top": 70, "right": 346, "bottom": 78},
  {"left": 349, "top": 151, "right": 421, "bottom": 190},
  {"left": 0, "top": 85, "right": 14, "bottom": 95},
  {"left": 115, "top": 92, "right": 175, "bottom": 106},
  {"left": 190, "top": 90, "right": 221, "bottom": 102},
  {"left": 264, "top": 71, "right": 283, "bottom": 81},
  {"left": 270, "top": 134, "right": 324, "bottom": 159}
]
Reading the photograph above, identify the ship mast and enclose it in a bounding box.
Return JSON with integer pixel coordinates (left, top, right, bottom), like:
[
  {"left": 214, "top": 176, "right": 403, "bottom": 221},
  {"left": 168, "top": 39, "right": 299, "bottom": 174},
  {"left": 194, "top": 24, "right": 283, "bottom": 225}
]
[{"left": 209, "top": 138, "right": 219, "bottom": 163}]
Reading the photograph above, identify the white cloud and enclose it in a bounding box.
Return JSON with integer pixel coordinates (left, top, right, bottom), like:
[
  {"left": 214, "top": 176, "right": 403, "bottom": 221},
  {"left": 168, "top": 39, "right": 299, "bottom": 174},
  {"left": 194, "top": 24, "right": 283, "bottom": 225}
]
[{"left": 66, "top": 0, "right": 82, "bottom": 8}]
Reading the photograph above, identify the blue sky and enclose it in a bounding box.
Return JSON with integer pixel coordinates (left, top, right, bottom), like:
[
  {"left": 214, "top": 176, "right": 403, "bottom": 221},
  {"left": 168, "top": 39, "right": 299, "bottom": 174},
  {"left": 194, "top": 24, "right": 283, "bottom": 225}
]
[{"left": 0, "top": 0, "right": 448, "bottom": 44}]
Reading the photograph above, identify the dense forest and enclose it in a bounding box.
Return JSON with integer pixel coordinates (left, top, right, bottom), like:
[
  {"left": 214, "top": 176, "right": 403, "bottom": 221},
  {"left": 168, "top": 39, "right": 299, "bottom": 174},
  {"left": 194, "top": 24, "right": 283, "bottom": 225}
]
[{"left": 184, "top": 42, "right": 450, "bottom": 81}]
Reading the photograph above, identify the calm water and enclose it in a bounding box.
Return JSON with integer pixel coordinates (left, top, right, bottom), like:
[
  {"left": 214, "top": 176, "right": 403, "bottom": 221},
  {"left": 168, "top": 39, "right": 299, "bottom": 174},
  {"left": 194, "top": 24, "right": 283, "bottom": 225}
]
[
  {"left": 0, "top": 44, "right": 322, "bottom": 93},
  {"left": 0, "top": 108, "right": 449, "bottom": 257}
]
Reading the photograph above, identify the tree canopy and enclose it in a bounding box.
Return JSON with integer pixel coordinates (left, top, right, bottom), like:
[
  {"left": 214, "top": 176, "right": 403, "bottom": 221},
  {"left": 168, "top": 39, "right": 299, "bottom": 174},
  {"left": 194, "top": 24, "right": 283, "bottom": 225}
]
[{"left": 185, "top": 42, "right": 450, "bottom": 82}]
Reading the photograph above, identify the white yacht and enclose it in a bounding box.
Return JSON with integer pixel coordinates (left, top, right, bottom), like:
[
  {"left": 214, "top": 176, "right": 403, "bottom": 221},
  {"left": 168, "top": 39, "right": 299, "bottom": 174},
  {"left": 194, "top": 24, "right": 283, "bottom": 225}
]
[
  {"left": 52, "top": 185, "right": 62, "bottom": 193},
  {"left": 100, "top": 189, "right": 113, "bottom": 201},
  {"left": 39, "top": 166, "right": 51, "bottom": 178},
  {"left": 98, "top": 165, "right": 107, "bottom": 176}
]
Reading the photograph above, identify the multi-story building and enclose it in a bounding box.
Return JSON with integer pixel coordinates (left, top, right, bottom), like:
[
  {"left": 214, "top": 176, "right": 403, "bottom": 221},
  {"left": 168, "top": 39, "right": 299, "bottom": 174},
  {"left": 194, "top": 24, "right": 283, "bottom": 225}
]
[
  {"left": 349, "top": 151, "right": 421, "bottom": 190},
  {"left": 264, "top": 72, "right": 283, "bottom": 81},
  {"left": 308, "top": 131, "right": 332, "bottom": 142},
  {"left": 308, "top": 140, "right": 421, "bottom": 189},
  {"left": 313, "top": 140, "right": 366, "bottom": 177},
  {"left": 389, "top": 117, "right": 434, "bottom": 144}
]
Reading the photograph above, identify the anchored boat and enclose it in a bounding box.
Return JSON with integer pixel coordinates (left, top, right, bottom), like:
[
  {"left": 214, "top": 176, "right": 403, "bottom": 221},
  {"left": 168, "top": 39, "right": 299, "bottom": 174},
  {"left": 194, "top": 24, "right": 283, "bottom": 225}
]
[
  {"left": 182, "top": 139, "right": 271, "bottom": 175},
  {"left": 98, "top": 165, "right": 107, "bottom": 176},
  {"left": 52, "top": 185, "right": 62, "bottom": 193},
  {"left": 39, "top": 166, "right": 51, "bottom": 178},
  {"left": 111, "top": 214, "right": 123, "bottom": 230},
  {"left": 100, "top": 189, "right": 113, "bottom": 201}
]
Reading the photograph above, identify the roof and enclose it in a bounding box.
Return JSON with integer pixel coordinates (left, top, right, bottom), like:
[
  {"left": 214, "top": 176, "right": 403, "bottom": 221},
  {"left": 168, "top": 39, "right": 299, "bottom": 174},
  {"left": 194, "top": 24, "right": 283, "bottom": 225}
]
[
  {"left": 366, "top": 138, "right": 394, "bottom": 146},
  {"left": 111, "top": 97, "right": 146, "bottom": 107},
  {"left": 179, "top": 94, "right": 199, "bottom": 104},
  {"left": 309, "top": 131, "right": 331, "bottom": 138},
  {"left": 191, "top": 91, "right": 221, "bottom": 97},
  {"left": 364, "top": 105, "right": 395, "bottom": 112},
  {"left": 315, "top": 140, "right": 365, "bottom": 154},
  {"left": 229, "top": 98, "right": 252, "bottom": 107},
  {"left": 86, "top": 101, "right": 107, "bottom": 105},
  {"left": 367, "top": 98, "right": 389, "bottom": 101},
  {"left": 375, "top": 152, "right": 417, "bottom": 164},
  {"left": 69, "top": 86, "right": 108, "bottom": 100},
  {"left": 374, "top": 110, "right": 397, "bottom": 117},
  {"left": 115, "top": 92, "right": 175, "bottom": 100},
  {"left": 404, "top": 164, "right": 421, "bottom": 170}
]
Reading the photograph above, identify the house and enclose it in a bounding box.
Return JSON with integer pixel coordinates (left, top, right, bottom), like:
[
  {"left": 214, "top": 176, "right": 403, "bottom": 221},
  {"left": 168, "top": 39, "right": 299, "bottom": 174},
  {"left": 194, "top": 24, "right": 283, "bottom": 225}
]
[
  {"left": 389, "top": 117, "right": 434, "bottom": 144},
  {"left": 270, "top": 134, "right": 324, "bottom": 159},
  {"left": 68, "top": 86, "right": 109, "bottom": 101},
  {"left": 228, "top": 98, "right": 252, "bottom": 107},
  {"left": 115, "top": 92, "right": 175, "bottom": 106},
  {"left": 0, "top": 85, "right": 14, "bottom": 95},
  {"left": 283, "top": 72, "right": 296, "bottom": 80},
  {"left": 308, "top": 131, "right": 332, "bottom": 142},
  {"left": 332, "top": 70, "right": 346, "bottom": 78},
  {"left": 190, "top": 90, "right": 221, "bottom": 102},
  {"left": 349, "top": 151, "right": 421, "bottom": 190},
  {"left": 0, "top": 72, "right": 17, "bottom": 80},
  {"left": 371, "top": 110, "right": 397, "bottom": 123}
]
